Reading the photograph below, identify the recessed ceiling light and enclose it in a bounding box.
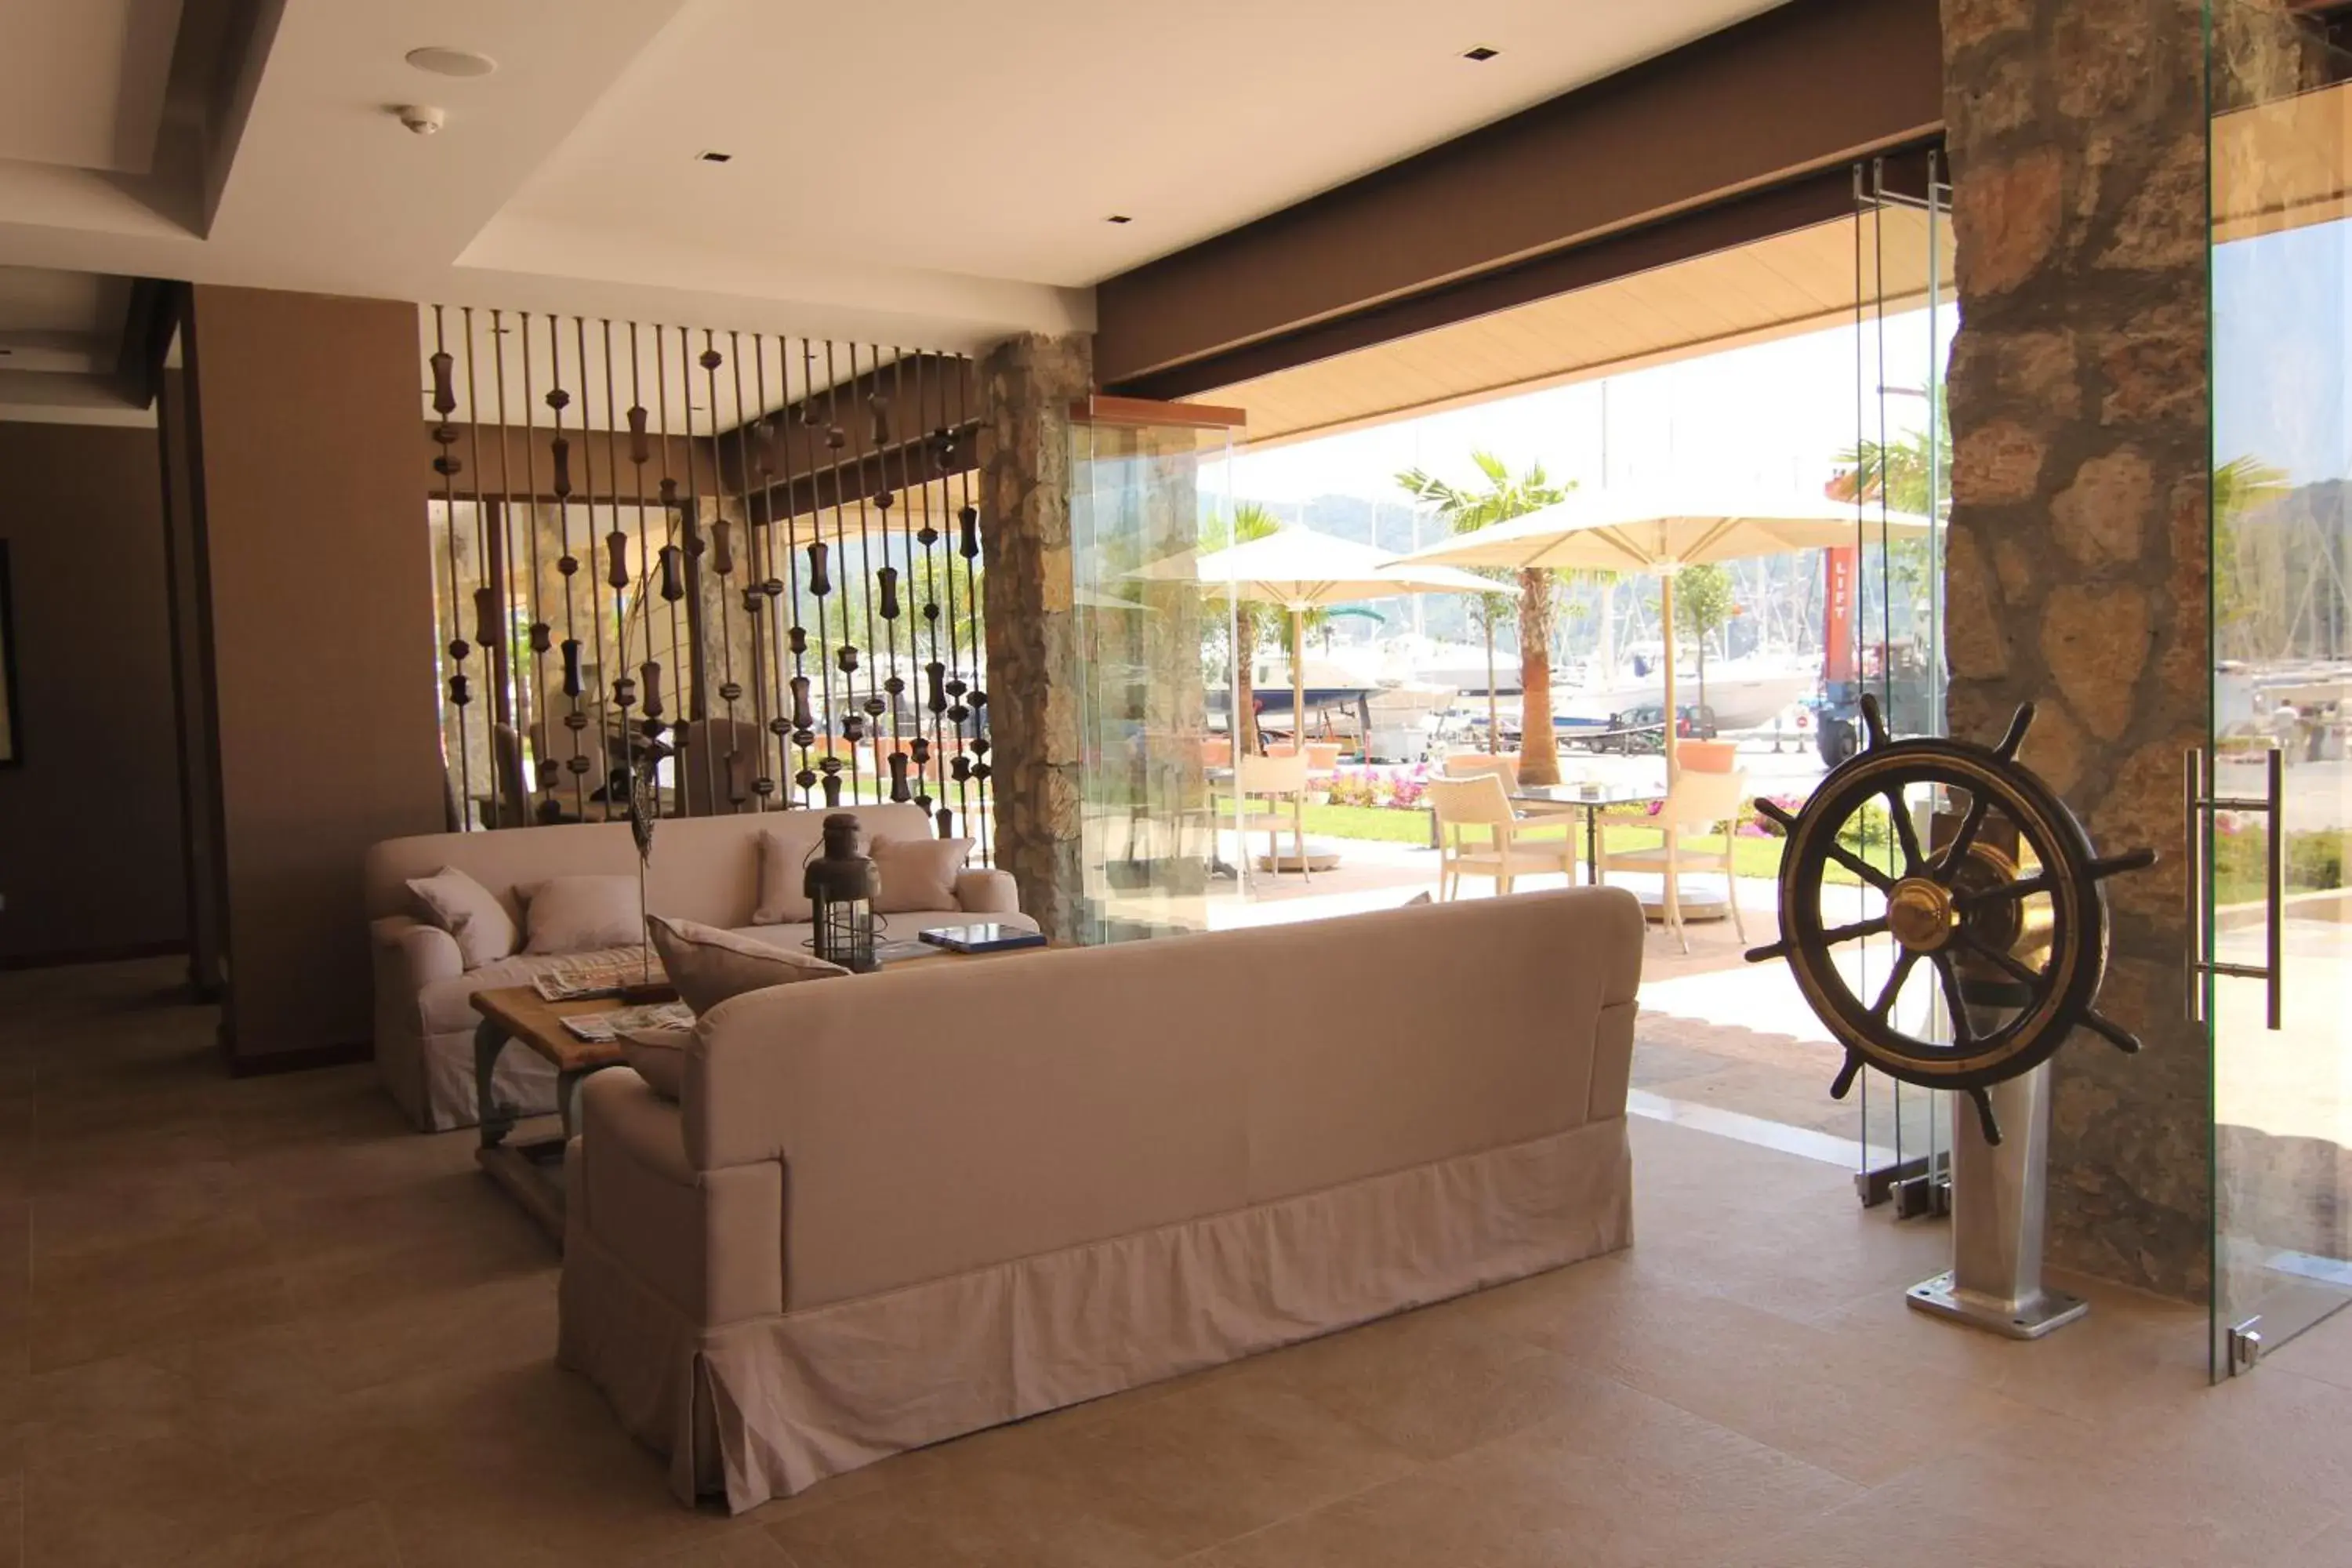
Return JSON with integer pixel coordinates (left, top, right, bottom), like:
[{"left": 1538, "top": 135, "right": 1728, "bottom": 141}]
[
  {"left": 405, "top": 46, "right": 497, "bottom": 78},
  {"left": 698, "top": 150, "right": 734, "bottom": 164},
  {"left": 1463, "top": 45, "right": 1501, "bottom": 61},
  {"left": 1106, "top": 214, "right": 1133, "bottom": 224}
]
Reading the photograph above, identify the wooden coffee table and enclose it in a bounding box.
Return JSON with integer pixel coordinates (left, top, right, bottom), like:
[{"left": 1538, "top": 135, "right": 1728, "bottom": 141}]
[{"left": 472, "top": 985, "right": 677, "bottom": 1243}]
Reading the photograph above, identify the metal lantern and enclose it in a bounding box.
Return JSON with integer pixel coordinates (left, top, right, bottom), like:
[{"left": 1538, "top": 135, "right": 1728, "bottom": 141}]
[{"left": 804, "top": 812, "right": 880, "bottom": 972}]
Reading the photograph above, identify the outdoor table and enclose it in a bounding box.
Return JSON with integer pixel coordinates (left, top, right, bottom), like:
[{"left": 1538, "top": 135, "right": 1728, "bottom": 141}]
[{"left": 1510, "top": 781, "right": 1668, "bottom": 885}]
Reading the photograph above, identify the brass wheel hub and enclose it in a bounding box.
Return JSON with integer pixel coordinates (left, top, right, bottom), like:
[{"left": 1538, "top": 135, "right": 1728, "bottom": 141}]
[{"left": 1887, "top": 876, "right": 1956, "bottom": 953}]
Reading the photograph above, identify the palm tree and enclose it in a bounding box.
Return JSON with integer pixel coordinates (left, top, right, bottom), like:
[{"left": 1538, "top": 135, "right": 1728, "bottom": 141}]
[
  {"left": 2213, "top": 453, "right": 2292, "bottom": 659},
  {"left": 1396, "top": 454, "right": 1570, "bottom": 784}
]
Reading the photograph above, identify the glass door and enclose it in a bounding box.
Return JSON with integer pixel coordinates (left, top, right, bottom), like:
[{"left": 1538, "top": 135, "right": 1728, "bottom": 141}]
[
  {"left": 1849, "top": 158, "right": 1960, "bottom": 1210},
  {"left": 1068, "top": 397, "right": 1246, "bottom": 943},
  {"left": 2207, "top": 0, "right": 2352, "bottom": 1375}
]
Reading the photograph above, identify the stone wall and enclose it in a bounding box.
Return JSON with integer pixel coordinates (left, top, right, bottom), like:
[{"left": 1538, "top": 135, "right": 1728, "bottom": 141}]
[
  {"left": 1939, "top": 0, "right": 2216, "bottom": 1297},
  {"left": 978, "top": 333, "right": 1094, "bottom": 942}
]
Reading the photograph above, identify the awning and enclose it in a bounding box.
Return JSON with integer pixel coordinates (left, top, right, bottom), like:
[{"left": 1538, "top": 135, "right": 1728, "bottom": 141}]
[{"left": 1199, "top": 206, "right": 1955, "bottom": 451}]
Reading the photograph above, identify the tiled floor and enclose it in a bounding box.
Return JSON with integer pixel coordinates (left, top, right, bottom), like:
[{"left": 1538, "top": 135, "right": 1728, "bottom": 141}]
[{"left": 2, "top": 958, "right": 2349, "bottom": 1566}]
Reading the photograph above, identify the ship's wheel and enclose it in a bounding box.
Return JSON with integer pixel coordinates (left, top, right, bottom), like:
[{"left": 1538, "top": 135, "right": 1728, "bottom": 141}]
[{"left": 1745, "top": 696, "right": 2155, "bottom": 1146}]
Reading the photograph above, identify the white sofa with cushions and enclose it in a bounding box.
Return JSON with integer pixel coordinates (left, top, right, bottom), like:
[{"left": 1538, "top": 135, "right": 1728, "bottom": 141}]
[
  {"left": 362, "top": 805, "right": 1026, "bottom": 1131},
  {"left": 558, "top": 886, "right": 1645, "bottom": 1511}
]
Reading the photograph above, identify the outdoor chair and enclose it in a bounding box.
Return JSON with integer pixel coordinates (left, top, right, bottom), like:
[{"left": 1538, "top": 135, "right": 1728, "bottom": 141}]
[
  {"left": 1235, "top": 750, "right": 1312, "bottom": 884},
  {"left": 1596, "top": 766, "right": 1751, "bottom": 951},
  {"left": 1424, "top": 773, "right": 1574, "bottom": 902},
  {"left": 1443, "top": 752, "right": 1522, "bottom": 791}
]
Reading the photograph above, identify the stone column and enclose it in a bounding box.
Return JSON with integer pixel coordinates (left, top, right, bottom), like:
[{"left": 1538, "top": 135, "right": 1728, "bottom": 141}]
[
  {"left": 978, "top": 333, "right": 1094, "bottom": 942},
  {"left": 1940, "top": 0, "right": 2224, "bottom": 1298}
]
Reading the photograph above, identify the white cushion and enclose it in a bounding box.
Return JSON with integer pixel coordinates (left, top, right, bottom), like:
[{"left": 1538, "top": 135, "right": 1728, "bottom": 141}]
[
  {"left": 406, "top": 866, "right": 518, "bottom": 970},
  {"left": 521, "top": 875, "right": 644, "bottom": 955},
  {"left": 751, "top": 829, "right": 815, "bottom": 926},
  {"left": 649, "top": 914, "right": 847, "bottom": 1015},
  {"left": 869, "top": 837, "right": 973, "bottom": 914}
]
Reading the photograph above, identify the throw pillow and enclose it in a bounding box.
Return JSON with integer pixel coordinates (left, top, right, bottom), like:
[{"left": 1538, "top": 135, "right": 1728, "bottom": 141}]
[
  {"left": 869, "top": 836, "right": 974, "bottom": 914},
  {"left": 648, "top": 914, "right": 847, "bottom": 1014},
  {"left": 619, "top": 1025, "right": 692, "bottom": 1100},
  {"left": 519, "top": 874, "right": 644, "bottom": 955},
  {"left": 750, "top": 829, "right": 814, "bottom": 925},
  {"left": 406, "top": 866, "right": 518, "bottom": 970}
]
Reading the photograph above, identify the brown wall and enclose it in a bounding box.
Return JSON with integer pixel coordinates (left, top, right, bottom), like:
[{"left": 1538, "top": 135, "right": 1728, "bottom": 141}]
[
  {"left": 1094, "top": 0, "right": 1945, "bottom": 386},
  {"left": 0, "top": 421, "right": 188, "bottom": 965},
  {"left": 186, "top": 286, "right": 445, "bottom": 1062}
]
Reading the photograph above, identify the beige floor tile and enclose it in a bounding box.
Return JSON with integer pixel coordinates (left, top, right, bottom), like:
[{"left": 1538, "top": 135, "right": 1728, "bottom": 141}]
[
  {"left": 177, "top": 1501, "right": 402, "bottom": 1568},
  {"left": 1255, "top": 1299, "right": 1606, "bottom": 1462},
  {"left": 1802, "top": 1265, "right": 2212, "bottom": 1430},
  {"left": 967, "top": 1371, "right": 1415, "bottom": 1558},
  {"left": 1720, "top": 1484, "right": 2100, "bottom": 1568},
  {"left": 765, "top": 1461, "right": 1166, "bottom": 1568},
  {"left": 2275, "top": 1517, "right": 2352, "bottom": 1568},
  {"left": 641, "top": 1531, "right": 799, "bottom": 1568},
  {"left": 24, "top": 1397, "right": 392, "bottom": 1566},
  {"left": 1861, "top": 1409, "right": 2339, "bottom": 1568},
  {"left": 1193, "top": 1393, "right": 1853, "bottom": 1568},
  {"left": 1486, "top": 1265, "right": 2061, "bottom": 1486},
  {"left": 2267, "top": 1298, "right": 2352, "bottom": 1392},
  {"left": 302, "top": 1270, "right": 557, "bottom": 1396},
  {"left": 29, "top": 1163, "right": 257, "bottom": 1264}
]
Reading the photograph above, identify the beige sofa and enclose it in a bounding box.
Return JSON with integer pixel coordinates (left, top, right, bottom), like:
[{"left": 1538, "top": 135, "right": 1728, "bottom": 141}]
[
  {"left": 362, "top": 805, "right": 1025, "bottom": 1131},
  {"left": 559, "top": 885, "right": 1644, "bottom": 1511}
]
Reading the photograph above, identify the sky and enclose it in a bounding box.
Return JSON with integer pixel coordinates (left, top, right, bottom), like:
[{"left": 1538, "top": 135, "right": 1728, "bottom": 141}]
[
  {"left": 2213, "top": 220, "right": 2352, "bottom": 486},
  {"left": 1202, "top": 306, "right": 1958, "bottom": 516}
]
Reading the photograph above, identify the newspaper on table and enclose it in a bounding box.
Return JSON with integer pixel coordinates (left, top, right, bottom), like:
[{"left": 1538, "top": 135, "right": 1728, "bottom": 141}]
[
  {"left": 533, "top": 946, "right": 667, "bottom": 1001},
  {"left": 561, "top": 1000, "right": 693, "bottom": 1044}
]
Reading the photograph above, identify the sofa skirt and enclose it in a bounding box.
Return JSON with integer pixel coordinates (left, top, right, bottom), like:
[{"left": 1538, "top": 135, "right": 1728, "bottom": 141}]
[{"left": 557, "top": 1116, "right": 1634, "bottom": 1512}]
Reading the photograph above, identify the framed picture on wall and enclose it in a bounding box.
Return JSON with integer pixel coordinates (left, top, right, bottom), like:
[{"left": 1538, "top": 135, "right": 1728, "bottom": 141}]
[{"left": 0, "top": 542, "right": 19, "bottom": 766}]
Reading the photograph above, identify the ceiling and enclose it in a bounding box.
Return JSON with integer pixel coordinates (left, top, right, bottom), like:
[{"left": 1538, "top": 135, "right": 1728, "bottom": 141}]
[
  {"left": 0, "top": 0, "right": 1792, "bottom": 421},
  {"left": 0, "top": 265, "right": 143, "bottom": 423},
  {"left": 1207, "top": 205, "right": 1955, "bottom": 448},
  {"left": 0, "top": 0, "right": 182, "bottom": 174}
]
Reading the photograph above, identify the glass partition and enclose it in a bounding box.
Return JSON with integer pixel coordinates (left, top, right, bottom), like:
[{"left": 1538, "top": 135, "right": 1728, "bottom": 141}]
[
  {"left": 1847, "top": 159, "right": 1959, "bottom": 1208},
  {"left": 2206, "top": 0, "right": 2352, "bottom": 1377},
  {"left": 1069, "top": 401, "right": 1244, "bottom": 942}
]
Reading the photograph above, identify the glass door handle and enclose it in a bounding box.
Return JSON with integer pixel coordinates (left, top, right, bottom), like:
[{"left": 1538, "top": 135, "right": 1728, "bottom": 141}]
[
  {"left": 2185, "top": 749, "right": 2206, "bottom": 1025},
  {"left": 2187, "top": 746, "right": 2286, "bottom": 1032}
]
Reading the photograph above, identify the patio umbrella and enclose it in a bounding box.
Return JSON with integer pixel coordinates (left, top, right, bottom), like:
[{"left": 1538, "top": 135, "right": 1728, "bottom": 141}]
[
  {"left": 1139, "top": 527, "right": 1492, "bottom": 751},
  {"left": 1387, "top": 488, "right": 1933, "bottom": 779}
]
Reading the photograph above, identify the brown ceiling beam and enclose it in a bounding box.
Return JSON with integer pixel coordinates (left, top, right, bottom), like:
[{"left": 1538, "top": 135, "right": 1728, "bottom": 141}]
[
  {"left": 1094, "top": 0, "right": 1944, "bottom": 388},
  {"left": 1115, "top": 149, "right": 1940, "bottom": 403},
  {"left": 710, "top": 351, "right": 977, "bottom": 496},
  {"left": 746, "top": 425, "right": 982, "bottom": 529}
]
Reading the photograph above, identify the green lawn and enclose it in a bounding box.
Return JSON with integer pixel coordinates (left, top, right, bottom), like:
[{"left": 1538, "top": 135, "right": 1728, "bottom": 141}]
[
  {"left": 1265, "top": 801, "right": 1793, "bottom": 880},
  {"left": 1210, "top": 799, "right": 1912, "bottom": 886}
]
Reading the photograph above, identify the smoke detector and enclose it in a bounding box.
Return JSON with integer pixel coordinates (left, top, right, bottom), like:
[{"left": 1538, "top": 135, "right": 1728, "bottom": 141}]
[{"left": 395, "top": 105, "right": 447, "bottom": 136}]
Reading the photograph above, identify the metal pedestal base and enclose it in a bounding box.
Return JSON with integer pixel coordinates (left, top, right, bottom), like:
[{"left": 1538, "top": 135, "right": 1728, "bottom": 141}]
[
  {"left": 1906, "top": 1272, "right": 2087, "bottom": 1339},
  {"left": 1903, "top": 1060, "right": 2086, "bottom": 1339}
]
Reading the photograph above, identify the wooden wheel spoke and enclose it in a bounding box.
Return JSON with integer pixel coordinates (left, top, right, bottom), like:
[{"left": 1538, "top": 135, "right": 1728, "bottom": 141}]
[
  {"left": 1869, "top": 948, "right": 1921, "bottom": 1021},
  {"left": 1882, "top": 788, "right": 1926, "bottom": 876},
  {"left": 1955, "top": 927, "right": 2044, "bottom": 989},
  {"left": 1817, "top": 915, "right": 1890, "bottom": 948},
  {"left": 1824, "top": 840, "right": 1894, "bottom": 891},
  {"left": 1954, "top": 871, "right": 2053, "bottom": 909},
  {"left": 1934, "top": 793, "right": 1993, "bottom": 879},
  {"left": 1932, "top": 952, "right": 1976, "bottom": 1048}
]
